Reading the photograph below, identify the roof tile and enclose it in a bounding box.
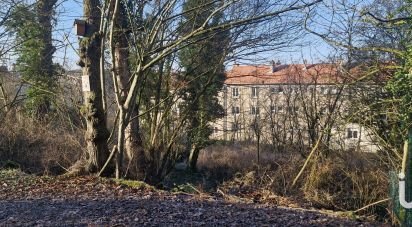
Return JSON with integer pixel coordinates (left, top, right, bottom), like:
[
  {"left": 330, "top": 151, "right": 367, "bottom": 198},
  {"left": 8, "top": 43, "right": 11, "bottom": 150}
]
[{"left": 225, "top": 64, "right": 345, "bottom": 85}]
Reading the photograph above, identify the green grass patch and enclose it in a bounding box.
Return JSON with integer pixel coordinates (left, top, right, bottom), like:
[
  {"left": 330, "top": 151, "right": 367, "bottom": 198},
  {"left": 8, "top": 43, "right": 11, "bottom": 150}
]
[
  {"left": 113, "top": 178, "right": 154, "bottom": 190},
  {"left": 171, "top": 183, "right": 201, "bottom": 194}
]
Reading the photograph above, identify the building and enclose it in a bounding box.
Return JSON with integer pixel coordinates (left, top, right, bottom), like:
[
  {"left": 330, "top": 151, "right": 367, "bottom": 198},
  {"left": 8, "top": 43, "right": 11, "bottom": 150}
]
[{"left": 210, "top": 62, "right": 380, "bottom": 153}]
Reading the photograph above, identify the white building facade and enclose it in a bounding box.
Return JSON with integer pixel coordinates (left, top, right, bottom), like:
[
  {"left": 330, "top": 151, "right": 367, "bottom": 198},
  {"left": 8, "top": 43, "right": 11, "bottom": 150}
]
[{"left": 210, "top": 63, "right": 380, "bottom": 153}]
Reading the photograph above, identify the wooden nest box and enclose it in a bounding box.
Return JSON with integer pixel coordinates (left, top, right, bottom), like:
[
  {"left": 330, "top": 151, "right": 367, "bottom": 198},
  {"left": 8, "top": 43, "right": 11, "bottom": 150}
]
[{"left": 74, "top": 19, "right": 87, "bottom": 36}]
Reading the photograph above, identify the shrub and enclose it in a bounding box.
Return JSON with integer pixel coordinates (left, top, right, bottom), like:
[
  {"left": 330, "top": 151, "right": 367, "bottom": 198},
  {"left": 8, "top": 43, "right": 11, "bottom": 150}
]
[
  {"left": 303, "top": 150, "right": 389, "bottom": 218},
  {"left": 198, "top": 144, "right": 390, "bottom": 221}
]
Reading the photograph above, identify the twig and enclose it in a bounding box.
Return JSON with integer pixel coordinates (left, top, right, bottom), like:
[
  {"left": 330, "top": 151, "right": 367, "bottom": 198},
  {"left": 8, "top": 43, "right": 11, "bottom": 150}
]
[
  {"left": 353, "top": 198, "right": 390, "bottom": 213},
  {"left": 292, "top": 135, "right": 322, "bottom": 187},
  {"left": 98, "top": 145, "right": 117, "bottom": 177},
  {"left": 56, "top": 162, "right": 70, "bottom": 172}
]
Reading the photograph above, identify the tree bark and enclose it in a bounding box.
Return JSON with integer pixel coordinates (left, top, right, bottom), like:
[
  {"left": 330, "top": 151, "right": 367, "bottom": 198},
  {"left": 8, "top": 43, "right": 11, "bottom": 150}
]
[
  {"left": 112, "top": 0, "right": 146, "bottom": 179},
  {"left": 35, "top": 0, "right": 57, "bottom": 116},
  {"left": 76, "top": 0, "right": 111, "bottom": 176},
  {"left": 188, "top": 144, "right": 200, "bottom": 171},
  {"left": 187, "top": 100, "right": 201, "bottom": 171}
]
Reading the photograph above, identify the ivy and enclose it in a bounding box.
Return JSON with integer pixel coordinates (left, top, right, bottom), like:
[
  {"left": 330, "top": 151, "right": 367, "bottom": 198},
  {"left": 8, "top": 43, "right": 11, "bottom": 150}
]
[{"left": 6, "top": 3, "right": 57, "bottom": 118}]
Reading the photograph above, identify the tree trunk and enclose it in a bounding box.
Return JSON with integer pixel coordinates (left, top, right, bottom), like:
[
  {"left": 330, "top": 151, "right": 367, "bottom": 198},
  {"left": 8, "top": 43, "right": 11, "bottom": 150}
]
[
  {"left": 124, "top": 106, "right": 146, "bottom": 179},
  {"left": 75, "top": 0, "right": 111, "bottom": 176},
  {"left": 404, "top": 128, "right": 412, "bottom": 224},
  {"left": 0, "top": 80, "right": 8, "bottom": 113},
  {"left": 112, "top": 1, "right": 146, "bottom": 179},
  {"left": 35, "top": 0, "right": 57, "bottom": 116},
  {"left": 187, "top": 99, "right": 201, "bottom": 171},
  {"left": 188, "top": 144, "right": 200, "bottom": 171}
]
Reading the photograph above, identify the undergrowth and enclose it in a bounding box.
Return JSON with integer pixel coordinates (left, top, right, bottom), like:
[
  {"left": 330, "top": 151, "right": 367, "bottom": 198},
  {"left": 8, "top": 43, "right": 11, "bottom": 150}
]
[
  {"left": 196, "top": 144, "right": 391, "bottom": 222},
  {"left": 0, "top": 113, "right": 83, "bottom": 175},
  {"left": 0, "top": 109, "right": 392, "bottom": 223}
]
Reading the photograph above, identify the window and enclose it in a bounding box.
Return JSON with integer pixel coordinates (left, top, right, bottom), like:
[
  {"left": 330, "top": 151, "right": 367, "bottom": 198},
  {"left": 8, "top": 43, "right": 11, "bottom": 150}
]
[
  {"left": 270, "top": 87, "right": 276, "bottom": 93},
  {"left": 214, "top": 127, "right": 219, "bottom": 134},
  {"left": 232, "top": 106, "right": 240, "bottom": 114},
  {"left": 270, "top": 86, "right": 283, "bottom": 93},
  {"left": 278, "top": 86, "right": 284, "bottom": 93},
  {"left": 231, "top": 122, "right": 239, "bottom": 131},
  {"left": 251, "top": 106, "right": 259, "bottom": 115},
  {"left": 277, "top": 106, "right": 284, "bottom": 113},
  {"left": 270, "top": 105, "right": 275, "bottom": 112},
  {"left": 347, "top": 128, "right": 358, "bottom": 139},
  {"left": 232, "top": 87, "right": 239, "bottom": 97},
  {"left": 330, "top": 88, "right": 337, "bottom": 94},
  {"left": 309, "top": 87, "right": 315, "bottom": 93},
  {"left": 320, "top": 87, "right": 337, "bottom": 95},
  {"left": 286, "top": 106, "right": 299, "bottom": 113},
  {"left": 251, "top": 87, "right": 258, "bottom": 98},
  {"left": 294, "top": 107, "right": 299, "bottom": 113},
  {"left": 270, "top": 105, "right": 284, "bottom": 113}
]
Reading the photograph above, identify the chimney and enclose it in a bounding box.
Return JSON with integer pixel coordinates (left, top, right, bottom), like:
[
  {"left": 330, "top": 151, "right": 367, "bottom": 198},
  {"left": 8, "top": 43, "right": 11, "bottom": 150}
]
[
  {"left": 303, "top": 59, "right": 308, "bottom": 70},
  {"left": 234, "top": 60, "right": 239, "bottom": 67},
  {"left": 271, "top": 60, "right": 281, "bottom": 73},
  {"left": 271, "top": 60, "right": 276, "bottom": 73}
]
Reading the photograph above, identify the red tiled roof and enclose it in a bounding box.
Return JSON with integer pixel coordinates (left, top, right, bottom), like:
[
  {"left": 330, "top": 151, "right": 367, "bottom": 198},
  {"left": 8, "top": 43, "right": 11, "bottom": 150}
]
[{"left": 225, "top": 64, "right": 349, "bottom": 85}]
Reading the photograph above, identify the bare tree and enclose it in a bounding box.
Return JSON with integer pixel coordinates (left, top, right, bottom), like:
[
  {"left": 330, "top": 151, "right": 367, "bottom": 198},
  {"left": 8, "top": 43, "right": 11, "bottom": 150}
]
[
  {"left": 73, "top": 0, "right": 322, "bottom": 180},
  {"left": 72, "top": 0, "right": 111, "bottom": 176}
]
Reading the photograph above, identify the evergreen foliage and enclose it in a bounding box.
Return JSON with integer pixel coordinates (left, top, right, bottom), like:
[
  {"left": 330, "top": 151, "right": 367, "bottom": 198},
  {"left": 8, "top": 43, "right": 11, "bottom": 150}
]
[
  {"left": 179, "top": 0, "right": 229, "bottom": 170},
  {"left": 6, "top": 3, "right": 57, "bottom": 117}
]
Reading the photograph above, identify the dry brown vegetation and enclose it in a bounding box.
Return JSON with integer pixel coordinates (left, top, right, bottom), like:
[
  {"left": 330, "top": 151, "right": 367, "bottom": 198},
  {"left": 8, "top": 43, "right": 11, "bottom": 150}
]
[
  {"left": 197, "top": 144, "right": 390, "bottom": 222},
  {"left": 0, "top": 113, "right": 391, "bottom": 223},
  {"left": 0, "top": 114, "right": 391, "bottom": 222},
  {"left": 0, "top": 113, "right": 83, "bottom": 175}
]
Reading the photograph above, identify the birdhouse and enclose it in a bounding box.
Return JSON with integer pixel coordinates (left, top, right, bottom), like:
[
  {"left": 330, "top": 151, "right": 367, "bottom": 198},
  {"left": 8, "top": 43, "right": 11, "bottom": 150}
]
[{"left": 74, "top": 19, "right": 87, "bottom": 36}]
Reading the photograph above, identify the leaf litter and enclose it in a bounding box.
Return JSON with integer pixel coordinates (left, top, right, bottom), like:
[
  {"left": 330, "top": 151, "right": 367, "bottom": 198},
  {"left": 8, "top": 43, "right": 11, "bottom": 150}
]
[{"left": 0, "top": 169, "right": 386, "bottom": 226}]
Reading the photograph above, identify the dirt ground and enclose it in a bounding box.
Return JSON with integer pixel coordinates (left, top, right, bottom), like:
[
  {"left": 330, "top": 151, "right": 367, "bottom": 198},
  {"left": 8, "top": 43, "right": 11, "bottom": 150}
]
[{"left": 0, "top": 170, "right": 385, "bottom": 226}]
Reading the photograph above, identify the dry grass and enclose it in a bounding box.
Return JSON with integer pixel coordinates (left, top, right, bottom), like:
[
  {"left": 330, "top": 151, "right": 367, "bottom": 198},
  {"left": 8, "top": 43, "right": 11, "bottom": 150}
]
[
  {"left": 198, "top": 143, "right": 305, "bottom": 196},
  {"left": 303, "top": 150, "right": 389, "bottom": 219},
  {"left": 198, "top": 144, "right": 390, "bottom": 221},
  {"left": 0, "top": 113, "right": 83, "bottom": 175},
  {"left": 198, "top": 143, "right": 286, "bottom": 179}
]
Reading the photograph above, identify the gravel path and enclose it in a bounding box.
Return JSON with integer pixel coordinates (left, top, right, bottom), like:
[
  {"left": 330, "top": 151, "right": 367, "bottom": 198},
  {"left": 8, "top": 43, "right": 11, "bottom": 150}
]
[{"left": 0, "top": 171, "right": 384, "bottom": 226}]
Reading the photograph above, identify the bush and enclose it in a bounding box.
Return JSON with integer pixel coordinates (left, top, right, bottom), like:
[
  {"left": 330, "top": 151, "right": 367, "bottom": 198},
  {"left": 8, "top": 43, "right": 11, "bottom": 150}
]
[
  {"left": 198, "top": 144, "right": 390, "bottom": 221},
  {"left": 197, "top": 143, "right": 282, "bottom": 180},
  {"left": 303, "top": 150, "right": 389, "bottom": 218}
]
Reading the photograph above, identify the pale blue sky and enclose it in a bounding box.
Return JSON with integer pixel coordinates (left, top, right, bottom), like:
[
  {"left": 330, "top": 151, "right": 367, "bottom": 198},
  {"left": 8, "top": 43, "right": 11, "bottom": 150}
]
[
  {"left": 53, "top": 0, "right": 83, "bottom": 69},
  {"left": 52, "top": 0, "right": 335, "bottom": 70}
]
